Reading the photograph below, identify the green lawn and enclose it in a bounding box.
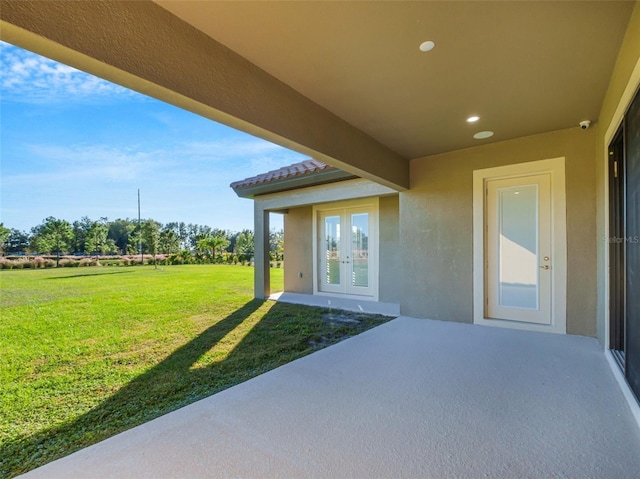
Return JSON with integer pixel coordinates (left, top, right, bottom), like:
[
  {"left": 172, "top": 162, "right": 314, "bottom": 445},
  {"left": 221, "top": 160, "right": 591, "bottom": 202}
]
[{"left": 0, "top": 265, "right": 391, "bottom": 477}]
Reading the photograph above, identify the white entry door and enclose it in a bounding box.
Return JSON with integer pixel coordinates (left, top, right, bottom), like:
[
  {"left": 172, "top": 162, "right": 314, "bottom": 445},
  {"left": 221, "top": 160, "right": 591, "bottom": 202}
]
[
  {"left": 319, "top": 207, "right": 375, "bottom": 297},
  {"left": 486, "top": 174, "right": 552, "bottom": 324}
]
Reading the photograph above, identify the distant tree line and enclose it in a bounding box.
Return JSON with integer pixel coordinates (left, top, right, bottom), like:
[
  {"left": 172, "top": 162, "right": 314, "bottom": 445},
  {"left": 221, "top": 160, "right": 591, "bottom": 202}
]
[{"left": 0, "top": 218, "right": 284, "bottom": 263}]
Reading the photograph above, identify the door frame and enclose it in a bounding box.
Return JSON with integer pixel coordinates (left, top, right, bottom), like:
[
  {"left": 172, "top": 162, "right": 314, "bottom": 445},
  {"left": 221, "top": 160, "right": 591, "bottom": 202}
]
[
  {"left": 473, "top": 158, "right": 567, "bottom": 334},
  {"left": 607, "top": 125, "right": 626, "bottom": 369},
  {"left": 312, "top": 198, "right": 379, "bottom": 301}
]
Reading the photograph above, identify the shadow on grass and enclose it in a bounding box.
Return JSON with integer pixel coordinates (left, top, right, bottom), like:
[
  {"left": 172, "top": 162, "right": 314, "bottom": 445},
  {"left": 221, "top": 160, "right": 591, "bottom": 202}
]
[
  {"left": 1, "top": 299, "right": 388, "bottom": 477},
  {"left": 46, "top": 270, "right": 135, "bottom": 280}
]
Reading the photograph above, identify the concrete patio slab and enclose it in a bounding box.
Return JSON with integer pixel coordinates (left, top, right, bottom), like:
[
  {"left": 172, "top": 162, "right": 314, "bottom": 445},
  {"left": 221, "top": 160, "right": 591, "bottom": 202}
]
[
  {"left": 269, "top": 291, "right": 400, "bottom": 316},
  {"left": 21, "top": 317, "right": 640, "bottom": 478}
]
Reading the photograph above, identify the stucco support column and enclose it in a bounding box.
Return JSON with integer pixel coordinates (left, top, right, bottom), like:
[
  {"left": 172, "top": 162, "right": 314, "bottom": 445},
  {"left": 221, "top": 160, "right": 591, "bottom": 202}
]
[{"left": 254, "top": 203, "right": 270, "bottom": 300}]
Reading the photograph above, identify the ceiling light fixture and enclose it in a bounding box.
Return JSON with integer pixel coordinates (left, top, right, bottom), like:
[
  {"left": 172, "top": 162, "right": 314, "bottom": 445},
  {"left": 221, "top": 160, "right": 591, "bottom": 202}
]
[
  {"left": 419, "top": 41, "right": 435, "bottom": 52},
  {"left": 466, "top": 116, "right": 480, "bottom": 123},
  {"left": 473, "top": 131, "right": 494, "bottom": 139}
]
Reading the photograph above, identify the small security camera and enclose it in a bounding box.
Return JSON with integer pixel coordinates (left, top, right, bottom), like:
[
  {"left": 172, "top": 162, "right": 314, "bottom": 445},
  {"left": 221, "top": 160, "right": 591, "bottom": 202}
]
[{"left": 579, "top": 120, "right": 591, "bottom": 130}]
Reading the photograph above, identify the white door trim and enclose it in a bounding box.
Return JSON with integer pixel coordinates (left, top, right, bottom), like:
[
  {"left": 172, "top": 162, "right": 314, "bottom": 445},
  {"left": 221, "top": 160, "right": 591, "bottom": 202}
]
[
  {"left": 312, "top": 198, "right": 379, "bottom": 301},
  {"left": 473, "top": 158, "right": 567, "bottom": 334}
]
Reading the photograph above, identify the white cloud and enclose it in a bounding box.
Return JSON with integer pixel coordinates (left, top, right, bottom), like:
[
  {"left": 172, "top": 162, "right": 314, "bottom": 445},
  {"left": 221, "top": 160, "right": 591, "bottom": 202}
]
[
  {"left": 179, "top": 138, "right": 303, "bottom": 163},
  {"left": 5, "top": 137, "right": 307, "bottom": 188},
  {"left": 0, "top": 41, "right": 141, "bottom": 104},
  {"left": 17, "top": 144, "right": 172, "bottom": 183},
  {"left": 183, "top": 138, "right": 309, "bottom": 170}
]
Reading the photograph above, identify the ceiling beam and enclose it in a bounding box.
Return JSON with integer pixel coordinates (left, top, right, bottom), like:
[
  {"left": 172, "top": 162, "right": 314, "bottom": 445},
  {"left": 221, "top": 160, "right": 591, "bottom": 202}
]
[{"left": 0, "top": 0, "right": 408, "bottom": 190}]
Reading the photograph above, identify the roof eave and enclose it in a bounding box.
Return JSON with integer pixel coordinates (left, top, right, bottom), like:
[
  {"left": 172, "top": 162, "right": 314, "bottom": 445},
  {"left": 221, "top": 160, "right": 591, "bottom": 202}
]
[{"left": 232, "top": 170, "right": 358, "bottom": 199}]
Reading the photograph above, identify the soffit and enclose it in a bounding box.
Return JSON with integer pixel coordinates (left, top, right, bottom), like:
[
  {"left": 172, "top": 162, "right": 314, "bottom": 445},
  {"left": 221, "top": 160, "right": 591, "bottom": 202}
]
[{"left": 155, "top": 1, "right": 632, "bottom": 160}]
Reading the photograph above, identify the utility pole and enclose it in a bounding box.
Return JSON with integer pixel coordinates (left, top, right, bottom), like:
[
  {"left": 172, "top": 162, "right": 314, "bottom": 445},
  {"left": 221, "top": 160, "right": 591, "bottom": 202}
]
[{"left": 138, "top": 188, "right": 143, "bottom": 264}]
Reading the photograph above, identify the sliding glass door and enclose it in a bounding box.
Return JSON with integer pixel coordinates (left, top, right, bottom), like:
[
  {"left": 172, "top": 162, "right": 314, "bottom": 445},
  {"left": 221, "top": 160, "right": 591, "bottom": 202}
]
[{"left": 609, "top": 87, "right": 640, "bottom": 402}]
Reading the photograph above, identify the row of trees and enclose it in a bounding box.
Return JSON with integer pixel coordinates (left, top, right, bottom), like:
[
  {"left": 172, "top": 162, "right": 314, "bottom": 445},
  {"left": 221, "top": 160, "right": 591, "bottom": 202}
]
[{"left": 0, "top": 218, "right": 284, "bottom": 264}]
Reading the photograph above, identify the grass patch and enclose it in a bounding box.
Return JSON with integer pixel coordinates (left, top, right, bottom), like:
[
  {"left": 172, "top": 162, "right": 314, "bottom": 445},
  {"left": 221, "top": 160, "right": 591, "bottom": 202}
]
[{"left": 0, "top": 265, "right": 392, "bottom": 477}]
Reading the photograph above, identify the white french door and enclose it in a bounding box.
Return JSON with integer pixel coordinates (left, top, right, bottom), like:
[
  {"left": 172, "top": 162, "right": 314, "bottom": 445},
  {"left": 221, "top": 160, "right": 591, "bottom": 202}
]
[
  {"left": 473, "top": 158, "right": 566, "bottom": 334},
  {"left": 486, "top": 173, "right": 552, "bottom": 324},
  {"left": 318, "top": 206, "right": 375, "bottom": 298}
]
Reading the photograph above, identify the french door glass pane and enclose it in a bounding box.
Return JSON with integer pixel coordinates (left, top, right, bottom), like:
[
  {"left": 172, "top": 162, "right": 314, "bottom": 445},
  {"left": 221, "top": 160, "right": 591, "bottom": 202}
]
[
  {"left": 498, "top": 185, "right": 538, "bottom": 309},
  {"left": 350, "top": 213, "right": 369, "bottom": 288},
  {"left": 324, "top": 216, "right": 341, "bottom": 285}
]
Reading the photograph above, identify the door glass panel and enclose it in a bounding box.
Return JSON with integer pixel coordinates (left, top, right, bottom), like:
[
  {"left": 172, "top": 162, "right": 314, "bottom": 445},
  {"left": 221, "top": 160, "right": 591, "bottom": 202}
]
[
  {"left": 498, "top": 185, "right": 538, "bottom": 309},
  {"left": 350, "top": 213, "right": 369, "bottom": 288},
  {"left": 324, "top": 216, "right": 341, "bottom": 285}
]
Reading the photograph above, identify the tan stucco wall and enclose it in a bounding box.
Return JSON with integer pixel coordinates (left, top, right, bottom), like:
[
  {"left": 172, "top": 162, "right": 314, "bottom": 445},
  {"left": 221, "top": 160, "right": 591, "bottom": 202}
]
[
  {"left": 595, "top": 2, "right": 640, "bottom": 344},
  {"left": 283, "top": 207, "right": 314, "bottom": 294},
  {"left": 379, "top": 195, "right": 401, "bottom": 303},
  {"left": 401, "top": 127, "right": 597, "bottom": 336}
]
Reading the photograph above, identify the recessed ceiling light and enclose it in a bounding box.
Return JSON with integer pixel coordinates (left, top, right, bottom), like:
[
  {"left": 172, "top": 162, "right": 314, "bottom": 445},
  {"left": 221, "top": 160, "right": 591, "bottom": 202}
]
[
  {"left": 473, "top": 131, "right": 494, "bottom": 140},
  {"left": 467, "top": 116, "right": 480, "bottom": 123},
  {"left": 419, "top": 41, "right": 435, "bottom": 52}
]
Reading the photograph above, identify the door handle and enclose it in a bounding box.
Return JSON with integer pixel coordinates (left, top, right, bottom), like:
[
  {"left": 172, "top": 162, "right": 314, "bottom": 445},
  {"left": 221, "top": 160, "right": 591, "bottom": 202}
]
[{"left": 540, "top": 265, "right": 550, "bottom": 270}]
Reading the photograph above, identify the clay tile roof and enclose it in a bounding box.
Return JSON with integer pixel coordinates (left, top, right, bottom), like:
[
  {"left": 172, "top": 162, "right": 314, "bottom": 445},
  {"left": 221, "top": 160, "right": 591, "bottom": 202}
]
[{"left": 230, "top": 159, "right": 335, "bottom": 189}]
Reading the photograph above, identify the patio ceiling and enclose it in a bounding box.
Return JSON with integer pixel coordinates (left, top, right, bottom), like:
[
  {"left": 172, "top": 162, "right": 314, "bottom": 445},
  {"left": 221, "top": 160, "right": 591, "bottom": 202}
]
[
  {"left": 0, "top": 1, "right": 634, "bottom": 188},
  {"left": 156, "top": 0, "right": 633, "bottom": 159}
]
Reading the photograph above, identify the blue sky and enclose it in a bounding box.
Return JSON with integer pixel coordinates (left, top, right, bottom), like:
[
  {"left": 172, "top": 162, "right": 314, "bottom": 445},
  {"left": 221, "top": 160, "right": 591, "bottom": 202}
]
[{"left": 0, "top": 41, "right": 307, "bottom": 233}]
